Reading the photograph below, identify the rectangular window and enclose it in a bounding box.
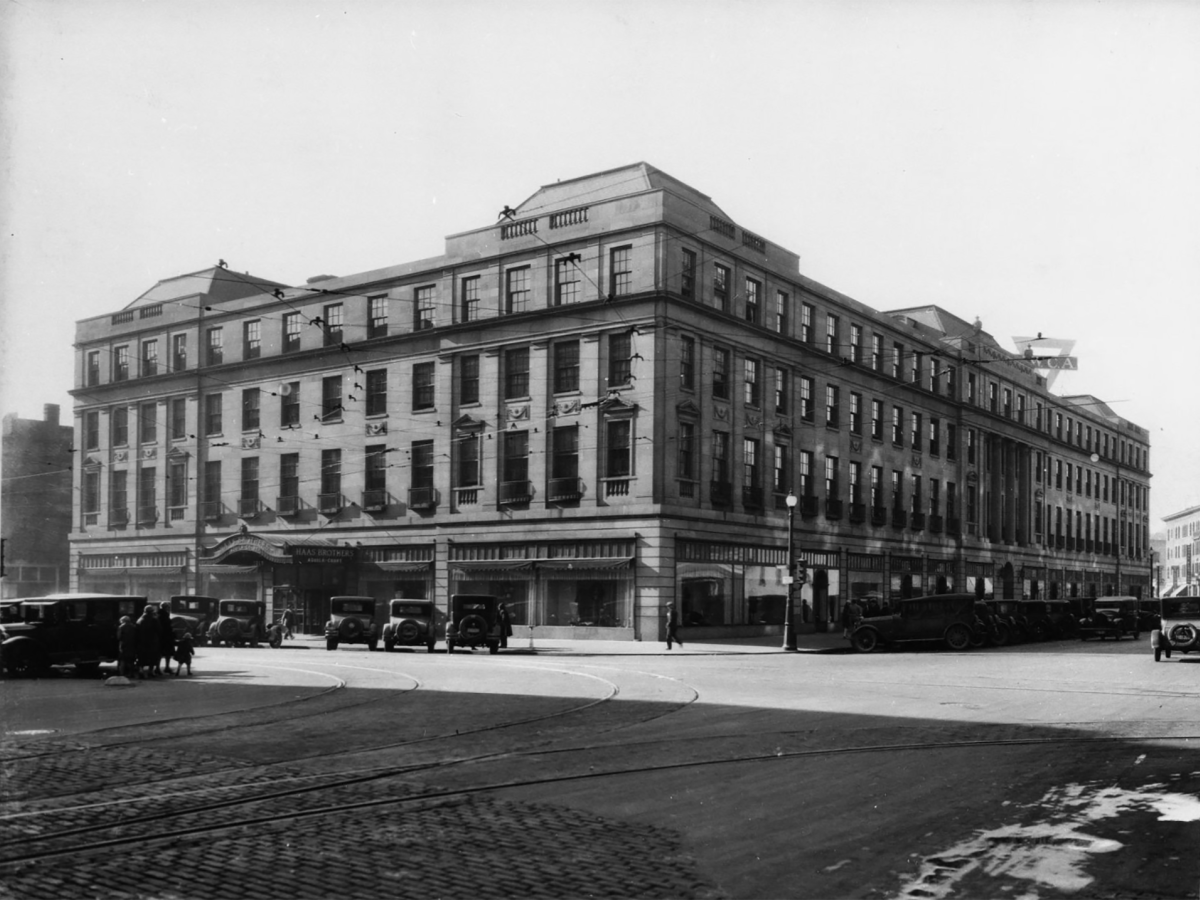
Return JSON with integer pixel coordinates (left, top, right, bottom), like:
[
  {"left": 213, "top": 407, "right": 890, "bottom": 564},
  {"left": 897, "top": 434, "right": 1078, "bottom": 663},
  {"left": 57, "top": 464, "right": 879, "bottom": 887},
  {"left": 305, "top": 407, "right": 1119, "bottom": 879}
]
[
  {"left": 609, "top": 332, "right": 633, "bottom": 386},
  {"left": 84, "top": 411, "right": 99, "bottom": 450},
  {"left": 172, "top": 334, "right": 187, "bottom": 371},
  {"left": 968, "top": 372, "right": 978, "bottom": 404},
  {"left": 871, "top": 465, "right": 883, "bottom": 508},
  {"left": 775, "top": 290, "right": 789, "bottom": 333},
  {"left": 281, "top": 382, "right": 300, "bottom": 427},
  {"left": 506, "top": 267, "right": 530, "bottom": 314},
  {"left": 948, "top": 423, "right": 958, "bottom": 461},
  {"left": 871, "top": 399, "right": 884, "bottom": 440},
  {"left": 505, "top": 347, "right": 530, "bottom": 399},
  {"left": 114, "top": 345, "right": 130, "bottom": 382},
  {"left": 320, "top": 449, "right": 342, "bottom": 497},
  {"left": 552, "top": 426, "right": 579, "bottom": 479},
  {"left": 930, "top": 478, "right": 940, "bottom": 516},
  {"left": 825, "top": 456, "right": 839, "bottom": 500},
  {"left": 713, "top": 431, "right": 730, "bottom": 485},
  {"left": 139, "top": 402, "right": 157, "bottom": 444},
  {"left": 457, "top": 434, "right": 480, "bottom": 487},
  {"left": 322, "top": 375, "right": 343, "bottom": 421},
  {"left": 743, "top": 437, "right": 760, "bottom": 488},
  {"left": 460, "top": 355, "right": 480, "bottom": 405},
  {"left": 111, "top": 406, "right": 128, "bottom": 446},
  {"left": 680, "top": 335, "right": 695, "bottom": 391},
  {"left": 366, "top": 369, "right": 387, "bottom": 416},
  {"left": 1003, "top": 388, "right": 1012, "bottom": 418},
  {"left": 243, "top": 320, "right": 261, "bottom": 359},
  {"left": 138, "top": 466, "right": 157, "bottom": 522},
  {"left": 368, "top": 295, "right": 388, "bottom": 338},
  {"left": 799, "top": 449, "right": 813, "bottom": 497},
  {"left": 323, "top": 303, "right": 343, "bottom": 346},
  {"left": 825, "top": 385, "right": 839, "bottom": 428},
  {"left": 968, "top": 428, "right": 978, "bottom": 465},
  {"left": 678, "top": 421, "right": 696, "bottom": 481},
  {"left": 850, "top": 324, "right": 863, "bottom": 363},
  {"left": 744, "top": 277, "right": 761, "bottom": 325},
  {"left": 743, "top": 358, "right": 760, "bottom": 407},
  {"left": 892, "top": 406, "right": 904, "bottom": 446},
  {"left": 241, "top": 457, "right": 259, "bottom": 503},
  {"left": 141, "top": 339, "right": 158, "bottom": 377},
  {"left": 774, "top": 367, "right": 789, "bottom": 414},
  {"left": 774, "top": 443, "right": 789, "bottom": 494},
  {"left": 279, "top": 454, "right": 299, "bottom": 500},
  {"left": 554, "top": 340, "right": 580, "bottom": 393},
  {"left": 825, "top": 314, "right": 839, "bottom": 355},
  {"left": 205, "top": 394, "right": 222, "bottom": 435},
  {"left": 799, "top": 375, "right": 814, "bottom": 422},
  {"left": 86, "top": 350, "right": 101, "bottom": 386},
  {"left": 207, "top": 328, "right": 223, "bottom": 365},
  {"left": 892, "top": 342, "right": 903, "bottom": 379},
  {"left": 929, "top": 417, "right": 940, "bottom": 456},
  {"left": 930, "top": 358, "right": 941, "bottom": 393},
  {"left": 989, "top": 382, "right": 999, "bottom": 413},
  {"left": 1017, "top": 394, "right": 1026, "bottom": 424},
  {"left": 366, "top": 444, "right": 387, "bottom": 492},
  {"left": 800, "top": 302, "right": 814, "bottom": 343},
  {"left": 849, "top": 460, "right": 862, "bottom": 505},
  {"left": 610, "top": 246, "right": 632, "bottom": 297},
  {"left": 283, "top": 312, "right": 302, "bottom": 353},
  {"left": 412, "top": 362, "right": 435, "bottom": 410},
  {"left": 414, "top": 286, "right": 435, "bottom": 330},
  {"left": 503, "top": 430, "right": 529, "bottom": 484},
  {"left": 947, "top": 482, "right": 957, "bottom": 521},
  {"left": 910, "top": 351, "right": 922, "bottom": 385},
  {"left": 202, "top": 461, "right": 220, "bottom": 509},
  {"left": 713, "top": 347, "right": 730, "bottom": 400},
  {"left": 871, "top": 334, "right": 883, "bottom": 372},
  {"left": 82, "top": 469, "right": 100, "bottom": 515},
  {"left": 607, "top": 420, "right": 632, "bottom": 477},
  {"left": 111, "top": 469, "right": 129, "bottom": 518},
  {"left": 169, "top": 397, "right": 186, "bottom": 441},
  {"left": 681, "top": 249, "right": 697, "bottom": 300},
  {"left": 713, "top": 264, "right": 730, "bottom": 311},
  {"left": 461, "top": 276, "right": 480, "bottom": 322},
  {"left": 549, "top": 254, "right": 582, "bottom": 307},
  {"left": 911, "top": 474, "right": 922, "bottom": 513},
  {"left": 411, "top": 441, "right": 434, "bottom": 490},
  {"left": 242, "top": 388, "right": 260, "bottom": 431},
  {"left": 849, "top": 392, "right": 862, "bottom": 434}
]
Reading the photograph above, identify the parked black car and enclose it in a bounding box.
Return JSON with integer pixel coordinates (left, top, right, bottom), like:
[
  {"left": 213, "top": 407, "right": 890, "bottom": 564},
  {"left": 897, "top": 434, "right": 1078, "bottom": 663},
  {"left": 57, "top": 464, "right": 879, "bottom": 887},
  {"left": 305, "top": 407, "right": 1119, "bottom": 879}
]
[
  {"left": 382, "top": 599, "right": 437, "bottom": 652},
  {"left": 169, "top": 595, "right": 220, "bottom": 646},
  {"left": 0, "top": 594, "right": 148, "bottom": 676},
  {"left": 848, "top": 593, "right": 983, "bottom": 652},
  {"left": 1079, "top": 597, "right": 1141, "bottom": 641},
  {"left": 1019, "top": 600, "right": 1077, "bottom": 640},
  {"left": 445, "top": 594, "right": 502, "bottom": 654}
]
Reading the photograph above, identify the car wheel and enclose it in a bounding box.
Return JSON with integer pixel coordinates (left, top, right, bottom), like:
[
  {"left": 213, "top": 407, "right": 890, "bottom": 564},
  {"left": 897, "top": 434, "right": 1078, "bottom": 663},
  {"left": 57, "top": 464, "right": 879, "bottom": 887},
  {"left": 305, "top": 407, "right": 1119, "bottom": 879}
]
[
  {"left": 968, "top": 630, "right": 986, "bottom": 648},
  {"left": 945, "top": 624, "right": 971, "bottom": 651},
  {"left": 992, "top": 623, "right": 1010, "bottom": 647},
  {"left": 4, "top": 644, "right": 46, "bottom": 677},
  {"left": 326, "top": 638, "right": 338, "bottom": 652},
  {"left": 851, "top": 628, "right": 878, "bottom": 653}
]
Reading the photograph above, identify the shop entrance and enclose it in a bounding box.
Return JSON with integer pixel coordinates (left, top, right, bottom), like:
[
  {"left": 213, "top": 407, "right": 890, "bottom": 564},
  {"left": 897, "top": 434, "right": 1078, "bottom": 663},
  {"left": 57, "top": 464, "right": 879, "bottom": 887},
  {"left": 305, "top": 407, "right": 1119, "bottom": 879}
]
[{"left": 282, "top": 564, "right": 348, "bottom": 635}]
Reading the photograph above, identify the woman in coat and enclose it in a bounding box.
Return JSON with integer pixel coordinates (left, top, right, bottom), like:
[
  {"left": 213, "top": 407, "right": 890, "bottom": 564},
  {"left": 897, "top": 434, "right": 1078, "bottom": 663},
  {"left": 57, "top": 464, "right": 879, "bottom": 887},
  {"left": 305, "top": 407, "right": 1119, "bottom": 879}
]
[
  {"left": 136, "top": 607, "right": 161, "bottom": 678},
  {"left": 157, "top": 604, "right": 176, "bottom": 676}
]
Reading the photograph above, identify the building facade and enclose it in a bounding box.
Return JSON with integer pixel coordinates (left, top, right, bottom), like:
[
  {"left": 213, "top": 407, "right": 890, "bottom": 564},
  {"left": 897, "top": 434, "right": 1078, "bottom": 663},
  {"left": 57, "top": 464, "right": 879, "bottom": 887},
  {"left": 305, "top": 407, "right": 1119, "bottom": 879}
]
[
  {"left": 2, "top": 405, "right": 74, "bottom": 598},
  {"left": 68, "top": 163, "right": 1154, "bottom": 639},
  {"left": 1161, "top": 505, "right": 1200, "bottom": 597}
]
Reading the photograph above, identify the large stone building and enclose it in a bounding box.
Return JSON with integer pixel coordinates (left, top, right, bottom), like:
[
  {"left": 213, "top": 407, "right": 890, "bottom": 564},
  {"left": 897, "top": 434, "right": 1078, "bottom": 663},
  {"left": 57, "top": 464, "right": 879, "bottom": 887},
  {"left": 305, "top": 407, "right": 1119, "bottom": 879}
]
[
  {"left": 1161, "top": 504, "right": 1199, "bottom": 597},
  {"left": 3, "top": 405, "right": 74, "bottom": 598},
  {"left": 68, "top": 163, "right": 1153, "bottom": 639}
]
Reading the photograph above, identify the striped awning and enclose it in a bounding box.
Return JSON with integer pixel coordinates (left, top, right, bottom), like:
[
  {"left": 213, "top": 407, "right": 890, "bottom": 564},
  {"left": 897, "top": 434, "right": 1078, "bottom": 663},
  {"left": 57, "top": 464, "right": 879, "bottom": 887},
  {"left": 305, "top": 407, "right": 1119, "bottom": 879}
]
[
  {"left": 537, "top": 558, "right": 632, "bottom": 572},
  {"left": 198, "top": 564, "right": 260, "bottom": 576},
  {"left": 370, "top": 561, "right": 433, "bottom": 573}
]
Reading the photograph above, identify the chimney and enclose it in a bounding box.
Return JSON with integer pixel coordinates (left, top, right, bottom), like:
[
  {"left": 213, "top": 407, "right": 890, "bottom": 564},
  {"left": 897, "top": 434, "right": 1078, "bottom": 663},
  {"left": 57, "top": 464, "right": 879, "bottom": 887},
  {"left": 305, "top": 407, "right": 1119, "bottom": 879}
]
[{"left": 44, "top": 404, "right": 60, "bottom": 426}]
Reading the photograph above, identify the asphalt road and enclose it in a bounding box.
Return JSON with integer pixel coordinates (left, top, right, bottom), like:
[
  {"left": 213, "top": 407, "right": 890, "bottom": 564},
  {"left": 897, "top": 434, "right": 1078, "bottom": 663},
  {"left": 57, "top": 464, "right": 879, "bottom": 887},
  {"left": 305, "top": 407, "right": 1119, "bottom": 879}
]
[{"left": 2, "top": 635, "right": 1198, "bottom": 899}]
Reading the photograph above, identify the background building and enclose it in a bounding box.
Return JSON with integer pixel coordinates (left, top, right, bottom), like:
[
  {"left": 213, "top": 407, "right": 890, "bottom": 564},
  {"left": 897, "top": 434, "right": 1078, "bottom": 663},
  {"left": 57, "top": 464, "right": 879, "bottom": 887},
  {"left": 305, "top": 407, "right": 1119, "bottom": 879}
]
[
  {"left": 69, "top": 163, "right": 1154, "bottom": 639},
  {"left": 1161, "top": 505, "right": 1200, "bottom": 597},
  {"left": 2, "top": 405, "right": 74, "bottom": 598}
]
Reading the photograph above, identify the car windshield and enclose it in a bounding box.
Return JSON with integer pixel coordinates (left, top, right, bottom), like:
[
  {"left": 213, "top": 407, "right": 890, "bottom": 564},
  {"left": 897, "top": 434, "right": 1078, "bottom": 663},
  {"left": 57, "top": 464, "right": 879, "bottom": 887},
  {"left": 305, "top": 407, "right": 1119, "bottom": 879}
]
[
  {"left": 0, "top": 605, "right": 21, "bottom": 623},
  {"left": 334, "top": 602, "right": 371, "bottom": 614},
  {"left": 172, "top": 598, "right": 210, "bottom": 613},
  {"left": 221, "top": 602, "right": 256, "bottom": 616},
  {"left": 392, "top": 603, "right": 429, "bottom": 617},
  {"left": 1162, "top": 599, "right": 1200, "bottom": 618}
]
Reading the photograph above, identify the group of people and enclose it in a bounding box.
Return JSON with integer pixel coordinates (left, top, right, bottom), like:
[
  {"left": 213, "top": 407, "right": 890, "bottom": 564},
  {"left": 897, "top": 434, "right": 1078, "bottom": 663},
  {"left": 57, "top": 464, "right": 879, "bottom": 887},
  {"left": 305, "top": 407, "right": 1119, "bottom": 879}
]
[{"left": 117, "top": 604, "right": 194, "bottom": 679}]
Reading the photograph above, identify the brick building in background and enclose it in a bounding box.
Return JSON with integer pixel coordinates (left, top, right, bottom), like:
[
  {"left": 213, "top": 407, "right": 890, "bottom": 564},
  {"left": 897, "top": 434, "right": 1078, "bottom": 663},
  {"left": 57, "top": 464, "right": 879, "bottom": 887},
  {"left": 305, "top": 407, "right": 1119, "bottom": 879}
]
[
  {"left": 68, "top": 163, "right": 1153, "bottom": 639},
  {"left": 2, "top": 405, "right": 74, "bottom": 598}
]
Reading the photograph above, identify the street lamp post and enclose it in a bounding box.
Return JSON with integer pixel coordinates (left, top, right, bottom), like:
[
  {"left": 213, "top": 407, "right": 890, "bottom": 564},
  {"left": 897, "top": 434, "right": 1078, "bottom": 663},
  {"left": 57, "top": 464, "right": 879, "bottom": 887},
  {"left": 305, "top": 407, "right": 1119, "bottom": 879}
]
[{"left": 783, "top": 492, "right": 798, "bottom": 651}]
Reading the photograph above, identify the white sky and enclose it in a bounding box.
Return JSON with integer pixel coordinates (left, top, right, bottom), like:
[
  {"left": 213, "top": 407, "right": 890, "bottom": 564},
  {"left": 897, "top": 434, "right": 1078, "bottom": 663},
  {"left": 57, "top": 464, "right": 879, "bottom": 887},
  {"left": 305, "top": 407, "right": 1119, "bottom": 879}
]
[{"left": 1, "top": 0, "right": 1197, "bottom": 527}]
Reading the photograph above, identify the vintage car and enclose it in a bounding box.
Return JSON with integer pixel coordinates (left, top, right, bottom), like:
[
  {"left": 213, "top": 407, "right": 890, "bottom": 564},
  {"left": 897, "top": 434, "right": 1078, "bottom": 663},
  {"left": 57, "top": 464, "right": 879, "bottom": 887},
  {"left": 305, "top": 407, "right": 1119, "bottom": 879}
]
[
  {"left": 1018, "top": 599, "right": 1078, "bottom": 641},
  {"left": 445, "top": 594, "right": 502, "bottom": 654},
  {"left": 1153, "top": 596, "right": 1200, "bottom": 661},
  {"left": 324, "top": 596, "right": 379, "bottom": 651},
  {"left": 1, "top": 601, "right": 24, "bottom": 624},
  {"left": 381, "top": 599, "right": 437, "bottom": 653},
  {"left": 169, "top": 595, "right": 221, "bottom": 646},
  {"left": 847, "top": 593, "right": 984, "bottom": 653},
  {"left": 984, "top": 598, "right": 1026, "bottom": 643},
  {"left": 1079, "top": 597, "right": 1141, "bottom": 641},
  {"left": 0, "top": 593, "right": 148, "bottom": 676},
  {"left": 208, "top": 600, "right": 278, "bottom": 648}
]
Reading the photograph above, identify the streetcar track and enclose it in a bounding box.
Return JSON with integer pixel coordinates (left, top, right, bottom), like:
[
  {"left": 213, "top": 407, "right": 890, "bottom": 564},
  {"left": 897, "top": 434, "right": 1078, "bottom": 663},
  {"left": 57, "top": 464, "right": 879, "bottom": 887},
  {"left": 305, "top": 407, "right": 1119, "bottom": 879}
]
[{"left": 4, "top": 729, "right": 1198, "bottom": 867}]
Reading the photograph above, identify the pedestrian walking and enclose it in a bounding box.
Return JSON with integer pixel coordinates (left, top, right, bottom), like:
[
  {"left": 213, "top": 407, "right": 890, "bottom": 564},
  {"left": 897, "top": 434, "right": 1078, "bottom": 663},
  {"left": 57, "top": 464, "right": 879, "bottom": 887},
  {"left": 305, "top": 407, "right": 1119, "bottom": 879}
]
[
  {"left": 841, "top": 599, "right": 863, "bottom": 639},
  {"left": 497, "top": 602, "right": 513, "bottom": 649},
  {"left": 665, "top": 602, "right": 682, "bottom": 650},
  {"left": 117, "top": 615, "right": 138, "bottom": 678},
  {"left": 173, "top": 632, "right": 195, "bottom": 676},
  {"left": 281, "top": 606, "right": 295, "bottom": 640},
  {"left": 136, "top": 606, "right": 161, "bottom": 677},
  {"left": 157, "top": 604, "right": 176, "bottom": 676}
]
